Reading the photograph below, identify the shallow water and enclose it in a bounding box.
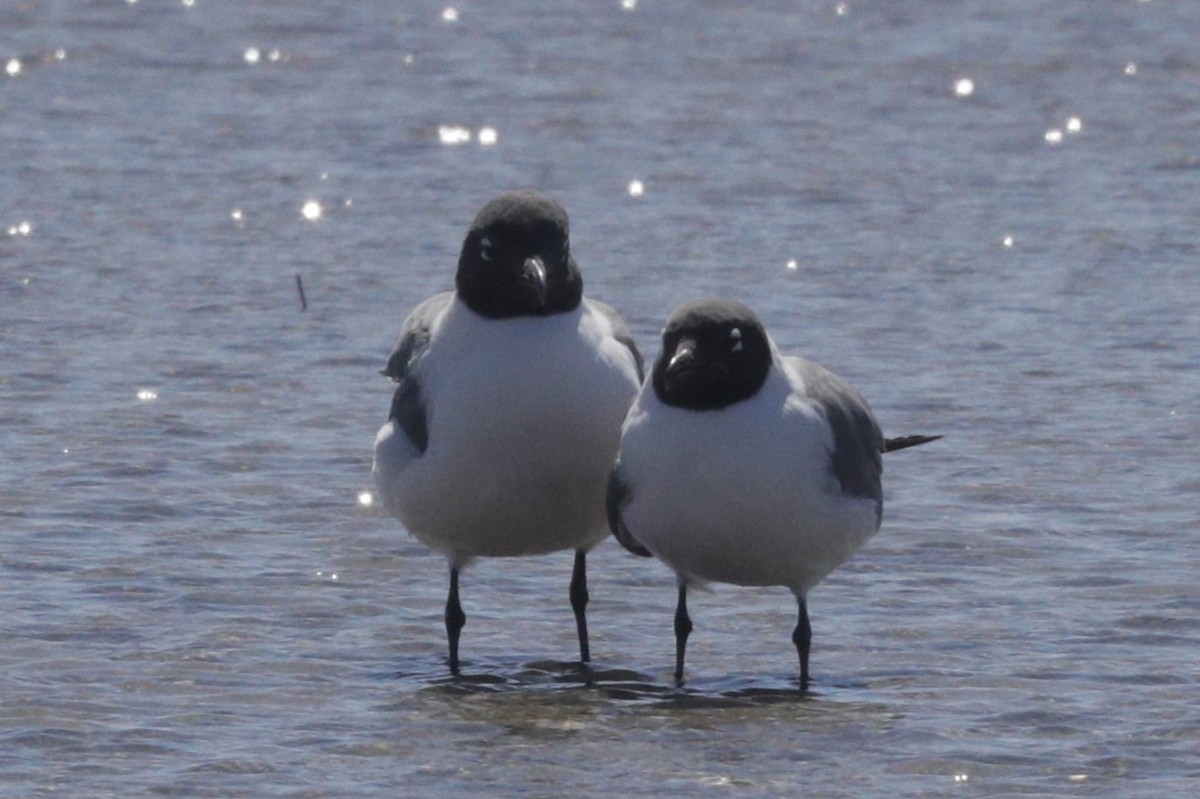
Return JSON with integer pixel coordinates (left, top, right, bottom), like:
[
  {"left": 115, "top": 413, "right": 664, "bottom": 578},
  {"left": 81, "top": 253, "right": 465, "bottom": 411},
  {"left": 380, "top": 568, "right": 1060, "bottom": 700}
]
[{"left": 3, "top": 1, "right": 1198, "bottom": 796}]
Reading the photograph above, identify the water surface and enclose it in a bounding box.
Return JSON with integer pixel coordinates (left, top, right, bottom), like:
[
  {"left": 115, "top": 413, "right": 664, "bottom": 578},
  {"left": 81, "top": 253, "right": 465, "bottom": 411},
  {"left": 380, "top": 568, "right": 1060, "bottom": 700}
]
[{"left": 2, "top": 1, "right": 1198, "bottom": 796}]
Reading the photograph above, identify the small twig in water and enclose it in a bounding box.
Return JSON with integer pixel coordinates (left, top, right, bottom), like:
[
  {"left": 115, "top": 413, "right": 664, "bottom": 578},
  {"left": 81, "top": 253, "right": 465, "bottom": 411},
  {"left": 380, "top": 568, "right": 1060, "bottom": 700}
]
[{"left": 295, "top": 273, "right": 308, "bottom": 311}]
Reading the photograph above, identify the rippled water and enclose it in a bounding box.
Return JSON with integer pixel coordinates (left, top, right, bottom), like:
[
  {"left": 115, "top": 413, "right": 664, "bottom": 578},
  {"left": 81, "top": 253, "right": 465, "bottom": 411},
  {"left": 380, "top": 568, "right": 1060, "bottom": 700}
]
[{"left": 3, "top": 1, "right": 1198, "bottom": 796}]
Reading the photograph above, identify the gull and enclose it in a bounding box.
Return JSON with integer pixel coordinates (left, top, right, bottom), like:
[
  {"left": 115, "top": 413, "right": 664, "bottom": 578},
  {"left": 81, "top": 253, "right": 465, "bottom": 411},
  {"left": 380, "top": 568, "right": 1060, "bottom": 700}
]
[
  {"left": 607, "top": 298, "right": 938, "bottom": 689},
  {"left": 373, "top": 191, "right": 643, "bottom": 670}
]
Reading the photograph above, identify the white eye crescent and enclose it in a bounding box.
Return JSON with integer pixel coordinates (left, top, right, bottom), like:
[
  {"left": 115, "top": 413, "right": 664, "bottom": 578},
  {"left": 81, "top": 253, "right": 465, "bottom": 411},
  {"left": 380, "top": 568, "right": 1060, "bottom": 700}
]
[
  {"left": 729, "top": 327, "right": 744, "bottom": 353},
  {"left": 480, "top": 237, "right": 494, "bottom": 262}
]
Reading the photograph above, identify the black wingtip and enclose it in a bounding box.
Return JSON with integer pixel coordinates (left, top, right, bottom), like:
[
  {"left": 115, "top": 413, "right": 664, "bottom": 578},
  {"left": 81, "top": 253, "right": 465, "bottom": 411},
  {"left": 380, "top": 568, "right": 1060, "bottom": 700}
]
[
  {"left": 606, "top": 467, "right": 654, "bottom": 558},
  {"left": 882, "top": 434, "right": 943, "bottom": 453},
  {"left": 618, "top": 534, "right": 654, "bottom": 559},
  {"left": 380, "top": 359, "right": 405, "bottom": 382}
]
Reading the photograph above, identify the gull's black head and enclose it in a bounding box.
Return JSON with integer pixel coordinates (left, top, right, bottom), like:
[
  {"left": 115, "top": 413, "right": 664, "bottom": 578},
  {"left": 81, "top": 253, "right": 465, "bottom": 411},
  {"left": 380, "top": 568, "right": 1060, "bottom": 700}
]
[
  {"left": 455, "top": 190, "right": 583, "bottom": 319},
  {"left": 652, "top": 298, "right": 772, "bottom": 411}
]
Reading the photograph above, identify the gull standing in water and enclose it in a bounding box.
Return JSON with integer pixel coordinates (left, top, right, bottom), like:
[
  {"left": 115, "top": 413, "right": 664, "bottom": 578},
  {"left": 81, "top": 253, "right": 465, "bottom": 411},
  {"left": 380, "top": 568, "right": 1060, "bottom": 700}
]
[
  {"left": 373, "top": 191, "right": 643, "bottom": 671},
  {"left": 607, "top": 298, "right": 937, "bottom": 689}
]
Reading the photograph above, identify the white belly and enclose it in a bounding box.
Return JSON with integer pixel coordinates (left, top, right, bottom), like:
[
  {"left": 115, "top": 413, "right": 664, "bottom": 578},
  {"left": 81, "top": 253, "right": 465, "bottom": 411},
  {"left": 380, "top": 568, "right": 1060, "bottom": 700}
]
[
  {"left": 618, "top": 379, "right": 880, "bottom": 595},
  {"left": 374, "top": 303, "right": 639, "bottom": 563}
]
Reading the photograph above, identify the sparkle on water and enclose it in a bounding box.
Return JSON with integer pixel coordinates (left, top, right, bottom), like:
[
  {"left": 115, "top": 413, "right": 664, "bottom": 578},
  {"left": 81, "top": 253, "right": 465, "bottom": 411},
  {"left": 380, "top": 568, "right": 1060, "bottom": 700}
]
[
  {"left": 301, "top": 199, "right": 322, "bottom": 220},
  {"left": 438, "top": 125, "right": 472, "bottom": 145},
  {"left": 242, "top": 47, "right": 280, "bottom": 65}
]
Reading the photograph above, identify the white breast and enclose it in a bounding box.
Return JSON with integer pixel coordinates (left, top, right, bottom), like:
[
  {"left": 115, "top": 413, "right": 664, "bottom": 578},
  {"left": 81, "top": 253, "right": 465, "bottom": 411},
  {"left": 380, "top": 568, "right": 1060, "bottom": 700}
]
[
  {"left": 617, "top": 364, "right": 880, "bottom": 595},
  {"left": 374, "top": 298, "right": 640, "bottom": 563}
]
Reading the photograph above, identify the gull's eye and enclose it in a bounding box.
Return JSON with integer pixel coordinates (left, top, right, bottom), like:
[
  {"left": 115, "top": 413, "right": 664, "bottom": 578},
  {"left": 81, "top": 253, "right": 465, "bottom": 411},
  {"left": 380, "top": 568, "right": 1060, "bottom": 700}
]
[
  {"left": 729, "top": 327, "right": 744, "bottom": 353},
  {"left": 480, "top": 237, "right": 494, "bottom": 262}
]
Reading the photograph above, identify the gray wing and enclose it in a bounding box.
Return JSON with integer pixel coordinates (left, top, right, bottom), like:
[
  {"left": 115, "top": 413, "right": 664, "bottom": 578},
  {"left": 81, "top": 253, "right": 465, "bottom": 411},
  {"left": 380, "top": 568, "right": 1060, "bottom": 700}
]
[
  {"left": 606, "top": 463, "right": 652, "bottom": 557},
  {"left": 381, "top": 292, "right": 453, "bottom": 454},
  {"left": 787, "top": 356, "right": 885, "bottom": 517},
  {"left": 381, "top": 292, "right": 453, "bottom": 381},
  {"left": 587, "top": 298, "right": 645, "bottom": 382}
]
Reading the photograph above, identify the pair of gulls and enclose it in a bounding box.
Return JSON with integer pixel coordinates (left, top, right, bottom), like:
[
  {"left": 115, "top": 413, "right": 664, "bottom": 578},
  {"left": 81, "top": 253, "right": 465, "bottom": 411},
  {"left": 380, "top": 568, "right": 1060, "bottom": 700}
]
[{"left": 372, "top": 190, "right": 937, "bottom": 689}]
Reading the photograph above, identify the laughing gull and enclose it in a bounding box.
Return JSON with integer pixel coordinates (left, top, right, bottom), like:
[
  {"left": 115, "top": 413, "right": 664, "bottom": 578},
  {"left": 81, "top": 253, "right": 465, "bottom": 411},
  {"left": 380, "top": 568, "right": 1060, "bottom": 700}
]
[
  {"left": 606, "top": 298, "right": 937, "bottom": 689},
  {"left": 373, "top": 190, "right": 643, "bottom": 671}
]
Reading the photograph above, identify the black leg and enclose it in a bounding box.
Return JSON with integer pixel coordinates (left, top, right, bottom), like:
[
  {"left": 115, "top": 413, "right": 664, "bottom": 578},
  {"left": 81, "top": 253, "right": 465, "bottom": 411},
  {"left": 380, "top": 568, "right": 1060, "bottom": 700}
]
[
  {"left": 569, "top": 549, "right": 590, "bottom": 663},
  {"left": 445, "top": 568, "right": 466, "bottom": 673},
  {"left": 793, "top": 595, "right": 812, "bottom": 691},
  {"left": 673, "top": 582, "right": 693, "bottom": 683}
]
